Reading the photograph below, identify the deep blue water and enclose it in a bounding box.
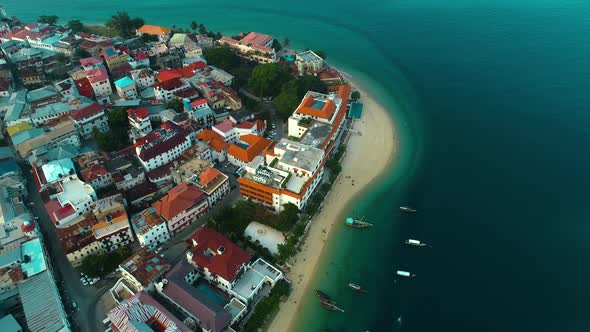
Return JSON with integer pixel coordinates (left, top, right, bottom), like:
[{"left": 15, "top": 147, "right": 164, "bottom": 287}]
[{"left": 5, "top": 1, "right": 590, "bottom": 331}]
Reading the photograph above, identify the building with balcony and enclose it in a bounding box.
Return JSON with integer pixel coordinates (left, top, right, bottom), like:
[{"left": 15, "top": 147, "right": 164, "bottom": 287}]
[
  {"left": 218, "top": 32, "right": 277, "bottom": 64},
  {"left": 134, "top": 121, "right": 192, "bottom": 172},
  {"left": 70, "top": 102, "right": 108, "bottom": 139},
  {"left": 295, "top": 50, "right": 324, "bottom": 75},
  {"left": 114, "top": 76, "right": 137, "bottom": 99}
]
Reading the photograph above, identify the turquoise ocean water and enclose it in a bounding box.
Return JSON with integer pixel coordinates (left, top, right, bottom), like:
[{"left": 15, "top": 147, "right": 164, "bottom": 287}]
[{"left": 6, "top": 1, "right": 590, "bottom": 331}]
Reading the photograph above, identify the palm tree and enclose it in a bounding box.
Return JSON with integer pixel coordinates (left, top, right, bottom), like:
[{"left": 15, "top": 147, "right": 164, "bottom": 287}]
[
  {"left": 190, "top": 20, "right": 198, "bottom": 32},
  {"left": 172, "top": 24, "right": 177, "bottom": 31},
  {"left": 198, "top": 24, "right": 207, "bottom": 35},
  {"left": 283, "top": 37, "right": 290, "bottom": 48}
]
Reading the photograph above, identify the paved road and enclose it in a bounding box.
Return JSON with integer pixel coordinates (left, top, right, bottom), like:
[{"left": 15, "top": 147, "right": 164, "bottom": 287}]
[{"left": 20, "top": 162, "right": 115, "bottom": 332}]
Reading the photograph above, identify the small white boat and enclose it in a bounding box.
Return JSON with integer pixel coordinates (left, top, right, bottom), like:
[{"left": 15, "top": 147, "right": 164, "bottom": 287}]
[
  {"left": 396, "top": 270, "right": 416, "bottom": 278},
  {"left": 405, "top": 239, "right": 427, "bottom": 247},
  {"left": 400, "top": 206, "right": 416, "bottom": 213}
]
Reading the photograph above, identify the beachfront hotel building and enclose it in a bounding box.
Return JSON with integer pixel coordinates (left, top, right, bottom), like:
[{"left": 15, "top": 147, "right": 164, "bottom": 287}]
[
  {"left": 238, "top": 138, "right": 325, "bottom": 212},
  {"left": 295, "top": 50, "right": 324, "bottom": 75},
  {"left": 218, "top": 32, "right": 277, "bottom": 64}
]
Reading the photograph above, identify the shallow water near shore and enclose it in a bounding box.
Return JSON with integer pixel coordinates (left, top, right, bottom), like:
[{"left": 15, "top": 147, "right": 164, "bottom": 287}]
[{"left": 7, "top": 1, "right": 590, "bottom": 331}]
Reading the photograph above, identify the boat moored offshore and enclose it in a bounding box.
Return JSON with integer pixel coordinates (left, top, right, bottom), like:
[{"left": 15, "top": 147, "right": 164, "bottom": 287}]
[
  {"left": 405, "top": 239, "right": 427, "bottom": 247},
  {"left": 320, "top": 299, "right": 345, "bottom": 312},
  {"left": 344, "top": 217, "right": 374, "bottom": 228},
  {"left": 396, "top": 270, "right": 416, "bottom": 278},
  {"left": 400, "top": 206, "right": 417, "bottom": 213},
  {"left": 348, "top": 282, "right": 368, "bottom": 293},
  {"left": 315, "top": 290, "right": 332, "bottom": 302}
]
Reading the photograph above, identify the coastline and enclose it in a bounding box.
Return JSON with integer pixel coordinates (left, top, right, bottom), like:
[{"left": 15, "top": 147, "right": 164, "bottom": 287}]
[{"left": 267, "top": 81, "right": 398, "bottom": 332}]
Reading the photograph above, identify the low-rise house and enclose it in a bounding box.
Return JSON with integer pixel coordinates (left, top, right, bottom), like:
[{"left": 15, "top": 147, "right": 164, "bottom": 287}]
[
  {"left": 101, "top": 46, "right": 129, "bottom": 71},
  {"left": 14, "top": 119, "right": 81, "bottom": 158},
  {"left": 127, "top": 107, "right": 152, "bottom": 142},
  {"left": 55, "top": 214, "right": 101, "bottom": 266},
  {"left": 186, "top": 227, "right": 251, "bottom": 291},
  {"left": 28, "top": 85, "right": 61, "bottom": 110},
  {"left": 130, "top": 207, "right": 170, "bottom": 249},
  {"left": 130, "top": 68, "right": 155, "bottom": 90},
  {"left": 154, "top": 78, "right": 189, "bottom": 101},
  {"left": 157, "top": 54, "right": 182, "bottom": 70},
  {"left": 80, "top": 163, "right": 112, "bottom": 190},
  {"left": 54, "top": 77, "right": 77, "bottom": 97},
  {"left": 79, "top": 56, "right": 104, "bottom": 71},
  {"left": 114, "top": 76, "right": 137, "bottom": 99},
  {"left": 119, "top": 248, "right": 171, "bottom": 292},
  {"left": 170, "top": 157, "right": 212, "bottom": 185},
  {"left": 106, "top": 291, "right": 191, "bottom": 332},
  {"left": 70, "top": 102, "right": 109, "bottom": 139},
  {"left": 136, "top": 24, "right": 171, "bottom": 42},
  {"left": 30, "top": 102, "right": 70, "bottom": 126},
  {"left": 152, "top": 182, "right": 208, "bottom": 234},
  {"left": 194, "top": 167, "right": 230, "bottom": 207},
  {"left": 126, "top": 181, "right": 159, "bottom": 207},
  {"left": 127, "top": 51, "right": 149, "bottom": 69},
  {"left": 105, "top": 154, "right": 146, "bottom": 191}
]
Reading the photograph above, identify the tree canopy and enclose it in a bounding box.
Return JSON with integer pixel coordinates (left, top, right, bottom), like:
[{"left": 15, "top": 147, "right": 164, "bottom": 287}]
[
  {"left": 166, "top": 99, "right": 184, "bottom": 113},
  {"left": 351, "top": 90, "right": 361, "bottom": 101},
  {"left": 273, "top": 75, "right": 327, "bottom": 121},
  {"left": 38, "top": 15, "right": 59, "bottom": 25},
  {"left": 67, "top": 19, "right": 84, "bottom": 32},
  {"left": 203, "top": 46, "right": 241, "bottom": 72},
  {"left": 248, "top": 63, "right": 292, "bottom": 98},
  {"left": 93, "top": 108, "right": 130, "bottom": 151},
  {"left": 74, "top": 48, "right": 91, "bottom": 59},
  {"left": 105, "top": 12, "right": 144, "bottom": 38},
  {"left": 313, "top": 50, "right": 327, "bottom": 59},
  {"left": 190, "top": 21, "right": 198, "bottom": 31}
]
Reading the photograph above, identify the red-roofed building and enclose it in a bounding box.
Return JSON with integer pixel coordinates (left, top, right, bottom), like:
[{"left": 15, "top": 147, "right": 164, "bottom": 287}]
[
  {"left": 127, "top": 107, "right": 152, "bottom": 142},
  {"left": 136, "top": 24, "right": 171, "bottom": 41},
  {"left": 74, "top": 77, "right": 94, "bottom": 98},
  {"left": 79, "top": 56, "right": 104, "bottom": 71},
  {"left": 196, "top": 129, "right": 228, "bottom": 162},
  {"left": 188, "top": 227, "right": 252, "bottom": 289},
  {"left": 227, "top": 134, "right": 273, "bottom": 167},
  {"left": 70, "top": 102, "right": 108, "bottom": 139},
  {"left": 85, "top": 67, "right": 112, "bottom": 100},
  {"left": 80, "top": 163, "right": 112, "bottom": 190},
  {"left": 135, "top": 121, "right": 192, "bottom": 171},
  {"left": 157, "top": 69, "right": 182, "bottom": 82},
  {"left": 218, "top": 32, "right": 277, "bottom": 63},
  {"left": 152, "top": 182, "right": 208, "bottom": 234},
  {"left": 154, "top": 78, "right": 189, "bottom": 101},
  {"left": 195, "top": 167, "right": 230, "bottom": 206},
  {"left": 130, "top": 68, "right": 155, "bottom": 90},
  {"left": 119, "top": 248, "right": 171, "bottom": 292}
]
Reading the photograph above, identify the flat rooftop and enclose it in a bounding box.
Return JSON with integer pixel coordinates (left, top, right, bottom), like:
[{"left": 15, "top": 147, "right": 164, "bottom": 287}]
[
  {"left": 299, "top": 121, "right": 333, "bottom": 148},
  {"left": 297, "top": 50, "right": 323, "bottom": 63},
  {"left": 232, "top": 258, "right": 282, "bottom": 301},
  {"left": 275, "top": 138, "right": 324, "bottom": 173},
  {"left": 57, "top": 179, "right": 94, "bottom": 207}
]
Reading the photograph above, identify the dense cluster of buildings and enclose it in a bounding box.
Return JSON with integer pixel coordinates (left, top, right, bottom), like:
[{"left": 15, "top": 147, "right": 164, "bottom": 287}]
[{"left": 0, "top": 9, "right": 354, "bottom": 330}]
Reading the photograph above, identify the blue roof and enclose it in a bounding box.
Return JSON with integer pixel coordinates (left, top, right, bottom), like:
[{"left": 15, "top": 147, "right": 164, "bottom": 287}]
[
  {"left": 105, "top": 47, "right": 117, "bottom": 57},
  {"left": 113, "top": 99, "right": 141, "bottom": 107},
  {"left": 3, "top": 103, "right": 25, "bottom": 122},
  {"left": 27, "top": 86, "right": 58, "bottom": 102},
  {"left": 193, "top": 105, "right": 215, "bottom": 119},
  {"left": 42, "top": 35, "right": 62, "bottom": 46},
  {"left": 31, "top": 102, "right": 70, "bottom": 120},
  {"left": 0, "top": 160, "right": 19, "bottom": 176},
  {"left": 0, "top": 147, "right": 15, "bottom": 160},
  {"left": 11, "top": 128, "right": 45, "bottom": 146},
  {"left": 44, "top": 144, "right": 80, "bottom": 161},
  {"left": 21, "top": 238, "right": 47, "bottom": 277},
  {"left": 0, "top": 247, "right": 22, "bottom": 271},
  {"left": 41, "top": 158, "right": 75, "bottom": 183},
  {"left": 114, "top": 76, "right": 135, "bottom": 88},
  {"left": 0, "top": 314, "right": 22, "bottom": 331}
]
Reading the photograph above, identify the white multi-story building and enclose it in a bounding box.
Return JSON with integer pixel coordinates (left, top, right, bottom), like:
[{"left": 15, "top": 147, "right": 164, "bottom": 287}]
[
  {"left": 44, "top": 176, "right": 97, "bottom": 226},
  {"left": 70, "top": 102, "right": 109, "bottom": 139},
  {"left": 79, "top": 56, "right": 104, "bottom": 71},
  {"left": 86, "top": 67, "right": 112, "bottom": 102},
  {"left": 135, "top": 122, "right": 192, "bottom": 171},
  {"left": 119, "top": 248, "right": 171, "bottom": 292},
  {"left": 130, "top": 207, "right": 171, "bottom": 249},
  {"left": 295, "top": 50, "right": 324, "bottom": 75},
  {"left": 127, "top": 107, "right": 152, "bottom": 142},
  {"left": 154, "top": 78, "right": 188, "bottom": 101},
  {"left": 114, "top": 76, "right": 138, "bottom": 99},
  {"left": 130, "top": 68, "right": 155, "bottom": 90},
  {"left": 238, "top": 138, "right": 325, "bottom": 212},
  {"left": 152, "top": 182, "right": 208, "bottom": 234},
  {"left": 195, "top": 167, "right": 230, "bottom": 207}
]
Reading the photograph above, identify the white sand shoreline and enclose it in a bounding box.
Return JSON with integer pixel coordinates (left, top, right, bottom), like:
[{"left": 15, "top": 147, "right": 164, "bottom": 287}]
[{"left": 266, "top": 81, "right": 398, "bottom": 332}]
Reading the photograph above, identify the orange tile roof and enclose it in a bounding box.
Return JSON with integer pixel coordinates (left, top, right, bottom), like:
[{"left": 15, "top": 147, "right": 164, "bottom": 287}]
[
  {"left": 295, "top": 95, "right": 337, "bottom": 120},
  {"left": 137, "top": 24, "right": 171, "bottom": 36},
  {"left": 196, "top": 130, "right": 227, "bottom": 152},
  {"left": 152, "top": 183, "right": 206, "bottom": 221},
  {"left": 227, "top": 134, "right": 273, "bottom": 163},
  {"left": 197, "top": 167, "right": 221, "bottom": 187}
]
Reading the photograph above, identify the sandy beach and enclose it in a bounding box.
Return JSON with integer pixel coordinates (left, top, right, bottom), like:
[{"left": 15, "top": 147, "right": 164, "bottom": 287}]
[{"left": 267, "top": 83, "right": 398, "bottom": 332}]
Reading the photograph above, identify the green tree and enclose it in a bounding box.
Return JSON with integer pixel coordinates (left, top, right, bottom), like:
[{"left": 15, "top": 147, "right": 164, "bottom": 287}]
[
  {"left": 277, "top": 203, "right": 299, "bottom": 231},
  {"left": 106, "top": 12, "right": 144, "bottom": 38},
  {"left": 190, "top": 20, "right": 198, "bottom": 32},
  {"left": 295, "top": 75, "right": 327, "bottom": 98},
  {"left": 273, "top": 85, "right": 300, "bottom": 121},
  {"left": 313, "top": 50, "right": 326, "bottom": 59},
  {"left": 248, "top": 63, "right": 291, "bottom": 97},
  {"left": 140, "top": 33, "right": 159, "bottom": 43},
  {"left": 203, "top": 46, "right": 241, "bottom": 71},
  {"left": 198, "top": 24, "right": 207, "bottom": 35},
  {"left": 272, "top": 39, "right": 282, "bottom": 51},
  {"left": 166, "top": 99, "right": 184, "bottom": 113},
  {"left": 283, "top": 37, "right": 290, "bottom": 48},
  {"left": 67, "top": 19, "right": 84, "bottom": 32},
  {"left": 74, "top": 48, "right": 91, "bottom": 58},
  {"left": 93, "top": 108, "right": 130, "bottom": 151},
  {"left": 351, "top": 90, "right": 361, "bottom": 101},
  {"left": 54, "top": 53, "right": 68, "bottom": 63},
  {"left": 38, "top": 15, "right": 59, "bottom": 25},
  {"left": 80, "top": 253, "right": 107, "bottom": 277}
]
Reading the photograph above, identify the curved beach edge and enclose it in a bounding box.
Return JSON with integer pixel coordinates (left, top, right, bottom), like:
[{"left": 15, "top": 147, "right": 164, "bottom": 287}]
[{"left": 266, "top": 79, "right": 399, "bottom": 332}]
